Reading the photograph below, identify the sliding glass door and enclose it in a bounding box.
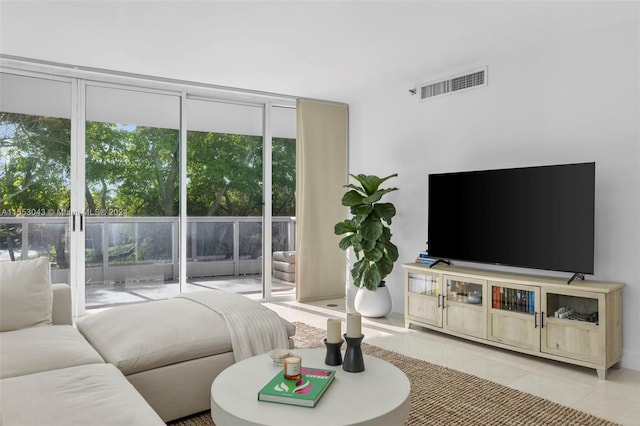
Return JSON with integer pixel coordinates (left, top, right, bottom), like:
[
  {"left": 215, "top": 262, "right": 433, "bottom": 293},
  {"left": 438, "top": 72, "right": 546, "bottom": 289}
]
[
  {"left": 186, "top": 98, "right": 265, "bottom": 294},
  {"left": 185, "top": 100, "right": 297, "bottom": 298},
  {"left": 83, "top": 84, "right": 182, "bottom": 309}
]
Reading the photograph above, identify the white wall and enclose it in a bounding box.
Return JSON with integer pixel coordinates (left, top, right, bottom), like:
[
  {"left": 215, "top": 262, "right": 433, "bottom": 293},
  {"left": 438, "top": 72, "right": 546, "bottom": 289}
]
[{"left": 349, "top": 19, "right": 640, "bottom": 370}]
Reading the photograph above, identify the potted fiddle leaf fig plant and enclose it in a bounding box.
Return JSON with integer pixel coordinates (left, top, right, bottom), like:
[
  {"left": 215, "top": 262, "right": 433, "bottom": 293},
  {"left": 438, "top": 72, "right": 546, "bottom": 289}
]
[{"left": 334, "top": 173, "right": 399, "bottom": 317}]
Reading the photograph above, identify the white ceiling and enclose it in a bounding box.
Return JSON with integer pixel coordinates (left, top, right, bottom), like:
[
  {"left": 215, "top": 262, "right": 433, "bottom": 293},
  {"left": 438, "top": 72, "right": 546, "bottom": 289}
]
[{"left": 0, "top": 1, "right": 635, "bottom": 103}]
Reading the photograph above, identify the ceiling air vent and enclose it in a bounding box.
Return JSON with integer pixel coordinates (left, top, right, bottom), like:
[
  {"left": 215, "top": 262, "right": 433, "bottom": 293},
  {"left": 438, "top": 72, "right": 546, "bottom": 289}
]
[{"left": 418, "top": 67, "right": 487, "bottom": 101}]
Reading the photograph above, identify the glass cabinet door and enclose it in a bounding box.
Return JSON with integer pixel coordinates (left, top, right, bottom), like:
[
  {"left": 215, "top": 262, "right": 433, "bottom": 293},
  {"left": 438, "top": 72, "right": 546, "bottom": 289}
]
[
  {"left": 447, "top": 278, "right": 484, "bottom": 305},
  {"left": 541, "top": 289, "right": 603, "bottom": 363},
  {"left": 406, "top": 271, "right": 443, "bottom": 328},
  {"left": 443, "top": 275, "right": 487, "bottom": 339},
  {"left": 488, "top": 281, "right": 540, "bottom": 351},
  {"left": 408, "top": 271, "right": 440, "bottom": 296}
]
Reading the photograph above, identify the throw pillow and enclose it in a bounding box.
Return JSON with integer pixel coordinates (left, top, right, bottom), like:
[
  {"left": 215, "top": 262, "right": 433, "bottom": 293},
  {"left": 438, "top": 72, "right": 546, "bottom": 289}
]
[{"left": 0, "top": 257, "right": 53, "bottom": 331}]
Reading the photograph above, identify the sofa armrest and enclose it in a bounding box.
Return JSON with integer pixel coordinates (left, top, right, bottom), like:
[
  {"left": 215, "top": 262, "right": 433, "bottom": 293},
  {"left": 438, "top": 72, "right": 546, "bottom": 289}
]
[{"left": 51, "top": 283, "right": 72, "bottom": 325}]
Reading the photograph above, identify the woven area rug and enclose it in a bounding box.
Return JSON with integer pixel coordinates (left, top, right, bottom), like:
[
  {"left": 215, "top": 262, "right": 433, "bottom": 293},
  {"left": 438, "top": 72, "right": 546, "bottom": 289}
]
[{"left": 168, "top": 322, "right": 618, "bottom": 426}]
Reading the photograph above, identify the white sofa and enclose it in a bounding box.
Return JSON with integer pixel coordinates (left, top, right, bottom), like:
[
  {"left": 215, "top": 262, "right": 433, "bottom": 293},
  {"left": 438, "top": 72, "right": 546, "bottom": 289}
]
[
  {"left": 1, "top": 257, "right": 296, "bottom": 424},
  {"left": 0, "top": 257, "right": 164, "bottom": 426}
]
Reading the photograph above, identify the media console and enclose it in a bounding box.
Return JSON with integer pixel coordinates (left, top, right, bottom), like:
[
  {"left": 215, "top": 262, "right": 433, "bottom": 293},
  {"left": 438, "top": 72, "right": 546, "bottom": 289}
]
[{"left": 403, "top": 263, "right": 624, "bottom": 379}]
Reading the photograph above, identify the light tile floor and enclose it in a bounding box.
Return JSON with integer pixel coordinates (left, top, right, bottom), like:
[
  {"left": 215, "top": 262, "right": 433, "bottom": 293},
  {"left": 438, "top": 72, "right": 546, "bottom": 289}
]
[{"left": 264, "top": 295, "right": 640, "bottom": 426}]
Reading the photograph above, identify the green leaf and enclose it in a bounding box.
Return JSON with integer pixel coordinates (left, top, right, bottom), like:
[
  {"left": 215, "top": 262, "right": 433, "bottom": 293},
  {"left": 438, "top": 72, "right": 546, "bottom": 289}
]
[
  {"left": 351, "top": 258, "right": 366, "bottom": 284},
  {"left": 379, "top": 226, "right": 392, "bottom": 243},
  {"left": 360, "top": 219, "right": 383, "bottom": 241},
  {"left": 377, "top": 253, "right": 394, "bottom": 278},
  {"left": 350, "top": 173, "right": 398, "bottom": 196},
  {"left": 354, "top": 204, "right": 373, "bottom": 217},
  {"left": 350, "top": 214, "right": 367, "bottom": 229},
  {"left": 351, "top": 234, "right": 363, "bottom": 254},
  {"left": 360, "top": 237, "right": 376, "bottom": 251},
  {"left": 338, "top": 235, "right": 354, "bottom": 250},
  {"left": 343, "top": 183, "right": 366, "bottom": 195},
  {"left": 363, "top": 187, "right": 398, "bottom": 205},
  {"left": 341, "top": 190, "right": 365, "bottom": 207},
  {"left": 362, "top": 264, "right": 382, "bottom": 291},
  {"left": 385, "top": 240, "right": 399, "bottom": 262},
  {"left": 373, "top": 202, "right": 396, "bottom": 224},
  {"left": 363, "top": 245, "right": 383, "bottom": 262},
  {"left": 334, "top": 220, "right": 355, "bottom": 235}
]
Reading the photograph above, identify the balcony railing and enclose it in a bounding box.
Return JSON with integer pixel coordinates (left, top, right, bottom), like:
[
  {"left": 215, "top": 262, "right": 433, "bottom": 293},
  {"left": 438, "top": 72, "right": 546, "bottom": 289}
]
[{"left": 0, "top": 216, "right": 296, "bottom": 286}]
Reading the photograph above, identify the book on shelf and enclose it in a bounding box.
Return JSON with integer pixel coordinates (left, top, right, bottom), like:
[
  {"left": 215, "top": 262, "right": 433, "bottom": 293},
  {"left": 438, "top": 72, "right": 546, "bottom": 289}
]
[
  {"left": 415, "top": 252, "right": 437, "bottom": 265},
  {"left": 493, "top": 285, "right": 536, "bottom": 314},
  {"left": 258, "top": 367, "right": 336, "bottom": 408},
  {"left": 529, "top": 292, "right": 535, "bottom": 314}
]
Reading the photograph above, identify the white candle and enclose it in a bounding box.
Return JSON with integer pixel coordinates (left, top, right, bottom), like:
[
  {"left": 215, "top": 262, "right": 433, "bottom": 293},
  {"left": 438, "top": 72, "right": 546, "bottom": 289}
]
[
  {"left": 327, "top": 319, "right": 342, "bottom": 343},
  {"left": 346, "top": 313, "right": 362, "bottom": 338}
]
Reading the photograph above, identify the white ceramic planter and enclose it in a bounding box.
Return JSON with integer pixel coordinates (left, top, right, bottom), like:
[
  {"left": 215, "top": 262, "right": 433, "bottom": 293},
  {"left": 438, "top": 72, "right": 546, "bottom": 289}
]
[{"left": 354, "top": 284, "right": 392, "bottom": 318}]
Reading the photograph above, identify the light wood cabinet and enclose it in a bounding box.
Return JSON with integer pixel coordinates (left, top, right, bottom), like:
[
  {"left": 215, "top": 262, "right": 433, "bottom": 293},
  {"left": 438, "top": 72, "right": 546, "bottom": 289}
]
[{"left": 404, "top": 263, "right": 624, "bottom": 379}]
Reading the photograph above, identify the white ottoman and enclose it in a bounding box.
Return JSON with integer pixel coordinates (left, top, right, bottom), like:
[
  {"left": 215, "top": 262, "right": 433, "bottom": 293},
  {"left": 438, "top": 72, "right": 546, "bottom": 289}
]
[{"left": 76, "top": 290, "right": 296, "bottom": 421}]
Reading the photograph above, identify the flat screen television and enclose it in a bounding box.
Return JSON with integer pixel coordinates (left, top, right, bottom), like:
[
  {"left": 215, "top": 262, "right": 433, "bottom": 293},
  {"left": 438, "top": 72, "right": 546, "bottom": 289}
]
[{"left": 427, "top": 162, "right": 595, "bottom": 278}]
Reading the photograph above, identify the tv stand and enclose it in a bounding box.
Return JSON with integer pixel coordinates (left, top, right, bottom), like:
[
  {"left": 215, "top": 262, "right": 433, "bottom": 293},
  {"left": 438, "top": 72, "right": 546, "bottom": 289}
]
[
  {"left": 568, "top": 272, "right": 585, "bottom": 285},
  {"left": 404, "top": 263, "right": 624, "bottom": 379},
  {"left": 429, "top": 259, "right": 451, "bottom": 268}
]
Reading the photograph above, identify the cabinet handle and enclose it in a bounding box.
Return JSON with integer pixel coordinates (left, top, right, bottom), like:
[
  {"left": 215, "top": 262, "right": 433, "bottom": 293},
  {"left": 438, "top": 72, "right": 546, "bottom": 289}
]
[
  {"left": 79, "top": 213, "right": 84, "bottom": 232},
  {"left": 534, "top": 312, "right": 538, "bottom": 328},
  {"left": 541, "top": 312, "right": 545, "bottom": 329},
  {"left": 72, "top": 212, "right": 76, "bottom": 231}
]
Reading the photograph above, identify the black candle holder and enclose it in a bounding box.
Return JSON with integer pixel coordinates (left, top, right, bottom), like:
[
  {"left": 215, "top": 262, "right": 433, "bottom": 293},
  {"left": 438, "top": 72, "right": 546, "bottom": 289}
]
[
  {"left": 323, "top": 338, "right": 343, "bottom": 366},
  {"left": 343, "top": 333, "right": 365, "bottom": 372}
]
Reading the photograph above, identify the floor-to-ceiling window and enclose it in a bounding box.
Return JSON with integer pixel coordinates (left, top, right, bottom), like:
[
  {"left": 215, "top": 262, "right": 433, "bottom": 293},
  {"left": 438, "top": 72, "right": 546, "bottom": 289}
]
[
  {"left": 0, "top": 72, "right": 73, "bottom": 284},
  {"left": 0, "top": 64, "right": 297, "bottom": 314}
]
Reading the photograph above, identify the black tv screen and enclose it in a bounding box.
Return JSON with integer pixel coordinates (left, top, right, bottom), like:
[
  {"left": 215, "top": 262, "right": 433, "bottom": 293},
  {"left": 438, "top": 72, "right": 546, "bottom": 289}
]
[{"left": 428, "top": 162, "right": 595, "bottom": 275}]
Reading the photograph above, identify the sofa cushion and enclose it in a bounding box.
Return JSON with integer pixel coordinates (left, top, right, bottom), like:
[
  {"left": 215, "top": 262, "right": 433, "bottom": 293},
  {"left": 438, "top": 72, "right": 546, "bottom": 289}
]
[
  {"left": 76, "top": 298, "right": 234, "bottom": 375},
  {"left": 273, "top": 251, "right": 295, "bottom": 263},
  {"left": 273, "top": 269, "right": 296, "bottom": 282},
  {"left": 273, "top": 260, "right": 296, "bottom": 273},
  {"left": 0, "top": 257, "right": 52, "bottom": 332},
  {"left": 0, "top": 363, "right": 164, "bottom": 426},
  {"left": 0, "top": 325, "right": 105, "bottom": 379}
]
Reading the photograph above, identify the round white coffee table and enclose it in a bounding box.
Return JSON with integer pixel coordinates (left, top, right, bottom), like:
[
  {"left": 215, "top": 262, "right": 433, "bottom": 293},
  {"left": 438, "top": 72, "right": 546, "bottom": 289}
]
[{"left": 210, "top": 348, "right": 410, "bottom": 426}]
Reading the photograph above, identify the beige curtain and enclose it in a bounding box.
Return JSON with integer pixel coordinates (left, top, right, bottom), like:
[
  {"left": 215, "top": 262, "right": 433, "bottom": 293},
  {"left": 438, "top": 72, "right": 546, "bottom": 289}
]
[{"left": 295, "top": 100, "right": 348, "bottom": 302}]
